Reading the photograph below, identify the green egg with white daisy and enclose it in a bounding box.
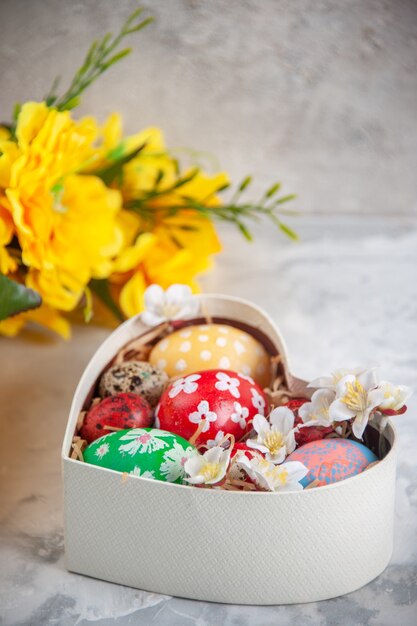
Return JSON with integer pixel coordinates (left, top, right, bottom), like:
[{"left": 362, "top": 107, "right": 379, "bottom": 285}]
[{"left": 83, "top": 428, "right": 198, "bottom": 484}]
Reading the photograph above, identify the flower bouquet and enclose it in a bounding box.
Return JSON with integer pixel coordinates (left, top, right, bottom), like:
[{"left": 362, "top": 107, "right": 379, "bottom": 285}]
[{"left": 0, "top": 7, "right": 296, "bottom": 339}]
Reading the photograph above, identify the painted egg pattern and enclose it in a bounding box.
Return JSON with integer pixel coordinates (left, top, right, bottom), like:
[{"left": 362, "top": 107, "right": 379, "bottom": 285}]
[
  {"left": 149, "top": 324, "right": 271, "bottom": 387},
  {"left": 287, "top": 439, "right": 378, "bottom": 487},
  {"left": 84, "top": 428, "right": 198, "bottom": 484},
  {"left": 99, "top": 361, "right": 168, "bottom": 406},
  {"left": 80, "top": 393, "right": 153, "bottom": 444},
  {"left": 156, "top": 369, "right": 269, "bottom": 446}
]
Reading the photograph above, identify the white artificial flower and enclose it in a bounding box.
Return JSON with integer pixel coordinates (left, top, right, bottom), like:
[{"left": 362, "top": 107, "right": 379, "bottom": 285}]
[
  {"left": 168, "top": 374, "right": 201, "bottom": 398},
  {"left": 298, "top": 388, "right": 340, "bottom": 428},
  {"left": 230, "top": 402, "right": 249, "bottom": 429},
  {"left": 188, "top": 400, "right": 218, "bottom": 432},
  {"left": 309, "top": 366, "right": 368, "bottom": 390},
  {"left": 237, "top": 456, "right": 308, "bottom": 492},
  {"left": 159, "top": 442, "right": 198, "bottom": 482},
  {"left": 250, "top": 387, "right": 266, "bottom": 415},
  {"left": 377, "top": 381, "right": 413, "bottom": 412},
  {"left": 329, "top": 370, "right": 384, "bottom": 439},
  {"left": 214, "top": 372, "right": 241, "bottom": 398},
  {"left": 184, "top": 446, "right": 231, "bottom": 485},
  {"left": 247, "top": 407, "right": 296, "bottom": 464},
  {"left": 206, "top": 431, "right": 227, "bottom": 449},
  {"left": 141, "top": 284, "right": 200, "bottom": 326}
]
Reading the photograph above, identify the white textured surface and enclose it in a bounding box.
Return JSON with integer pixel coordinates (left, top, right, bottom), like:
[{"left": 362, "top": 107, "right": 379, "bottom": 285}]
[
  {"left": 1, "top": 0, "right": 416, "bottom": 217},
  {"left": 1, "top": 217, "right": 417, "bottom": 623}
]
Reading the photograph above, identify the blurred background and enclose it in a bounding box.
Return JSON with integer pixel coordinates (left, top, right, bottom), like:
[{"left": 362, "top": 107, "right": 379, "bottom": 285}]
[
  {"left": 1, "top": 2, "right": 417, "bottom": 625},
  {"left": 2, "top": 0, "right": 417, "bottom": 217}
]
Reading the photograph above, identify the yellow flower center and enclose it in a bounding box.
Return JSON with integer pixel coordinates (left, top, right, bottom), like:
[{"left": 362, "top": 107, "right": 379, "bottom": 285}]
[
  {"left": 200, "top": 462, "right": 220, "bottom": 482},
  {"left": 341, "top": 380, "right": 367, "bottom": 413},
  {"left": 264, "top": 430, "right": 284, "bottom": 455},
  {"left": 265, "top": 465, "right": 288, "bottom": 485}
]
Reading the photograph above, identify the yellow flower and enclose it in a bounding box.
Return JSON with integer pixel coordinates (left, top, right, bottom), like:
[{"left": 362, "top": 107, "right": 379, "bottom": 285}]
[{"left": 0, "top": 303, "right": 70, "bottom": 339}]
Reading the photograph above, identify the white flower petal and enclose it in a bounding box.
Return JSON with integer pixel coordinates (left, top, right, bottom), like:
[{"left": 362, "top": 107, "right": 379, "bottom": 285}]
[
  {"left": 269, "top": 406, "right": 295, "bottom": 434},
  {"left": 329, "top": 399, "right": 355, "bottom": 422}
]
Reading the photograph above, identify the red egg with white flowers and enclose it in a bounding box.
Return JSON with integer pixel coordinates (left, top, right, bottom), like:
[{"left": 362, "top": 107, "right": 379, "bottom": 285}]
[{"left": 156, "top": 369, "right": 268, "bottom": 446}]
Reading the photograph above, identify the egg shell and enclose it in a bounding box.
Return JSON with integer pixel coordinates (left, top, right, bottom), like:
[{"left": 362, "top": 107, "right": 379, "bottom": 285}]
[
  {"left": 99, "top": 361, "right": 168, "bottom": 406},
  {"left": 287, "top": 438, "right": 378, "bottom": 487},
  {"left": 284, "top": 397, "right": 335, "bottom": 446},
  {"left": 149, "top": 324, "right": 271, "bottom": 387},
  {"left": 228, "top": 443, "right": 264, "bottom": 483},
  {"left": 156, "top": 369, "right": 269, "bottom": 446},
  {"left": 83, "top": 428, "right": 197, "bottom": 484},
  {"left": 79, "top": 393, "right": 153, "bottom": 444}
]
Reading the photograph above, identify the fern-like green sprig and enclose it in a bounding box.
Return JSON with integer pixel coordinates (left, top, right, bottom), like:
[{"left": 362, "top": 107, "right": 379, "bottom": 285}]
[
  {"left": 44, "top": 8, "right": 153, "bottom": 111},
  {"left": 124, "top": 172, "right": 298, "bottom": 242}
]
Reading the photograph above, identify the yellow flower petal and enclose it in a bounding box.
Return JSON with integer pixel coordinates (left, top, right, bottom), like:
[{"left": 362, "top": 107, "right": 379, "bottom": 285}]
[{"left": 119, "top": 270, "right": 147, "bottom": 318}]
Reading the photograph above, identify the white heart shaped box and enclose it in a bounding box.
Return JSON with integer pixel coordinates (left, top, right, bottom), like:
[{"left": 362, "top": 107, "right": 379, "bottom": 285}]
[{"left": 62, "top": 294, "right": 396, "bottom": 605}]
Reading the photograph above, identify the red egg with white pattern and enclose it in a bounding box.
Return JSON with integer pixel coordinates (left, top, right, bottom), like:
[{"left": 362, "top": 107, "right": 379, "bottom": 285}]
[{"left": 156, "top": 369, "right": 268, "bottom": 446}]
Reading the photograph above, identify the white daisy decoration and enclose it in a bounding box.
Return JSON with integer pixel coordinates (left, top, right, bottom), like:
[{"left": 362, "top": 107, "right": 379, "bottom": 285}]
[
  {"left": 118, "top": 429, "right": 171, "bottom": 456},
  {"left": 215, "top": 372, "right": 241, "bottom": 398},
  {"left": 130, "top": 467, "right": 156, "bottom": 479},
  {"left": 250, "top": 387, "right": 266, "bottom": 414},
  {"left": 168, "top": 374, "right": 201, "bottom": 399},
  {"left": 329, "top": 369, "right": 384, "bottom": 439},
  {"left": 247, "top": 407, "right": 296, "bottom": 464},
  {"left": 184, "top": 446, "right": 231, "bottom": 485},
  {"left": 141, "top": 284, "right": 200, "bottom": 327},
  {"left": 188, "top": 400, "right": 218, "bottom": 433},
  {"left": 160, "top": 442, "right": 198, "bottom": 482},
  {"left": 94, "top": 442, "right": 110, "bottom": 459},
  {"left": 230, "top": 401, "right": 250, "bottom": 429},
  {"left": 237, "top": 456, "right": 308, "bottom": 492},
  {"left": 206, "top": 430, "right": 227, "bottom": 449}
]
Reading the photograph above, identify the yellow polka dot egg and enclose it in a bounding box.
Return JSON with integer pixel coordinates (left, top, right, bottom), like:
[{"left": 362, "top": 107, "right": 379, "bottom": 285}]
[{"left": 149, "top": 324, "right": 270, "bottom": 387}]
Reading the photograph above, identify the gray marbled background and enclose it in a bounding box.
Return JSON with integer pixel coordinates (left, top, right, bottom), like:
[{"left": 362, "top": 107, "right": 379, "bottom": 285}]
[
  {"left": 1, "top": 1, "right": 417, "bottom": 625},
  {"left": 1, "top": 0, "right": 417, "bottom": 216}
]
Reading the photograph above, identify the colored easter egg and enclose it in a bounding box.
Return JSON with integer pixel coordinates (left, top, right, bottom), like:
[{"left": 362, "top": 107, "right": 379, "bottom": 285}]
[
  {"left": 156, "top": 369, "right": 269, "bottom": 446},
  {"left": 84, "top": 428, "right": 198, "bottom": 484},
  {"left": 149, "top": 324, "right": 270, "bottom": 387},
  {"left": 99, "top": 361, "right": 168, "bottom": 406},
  {"left": 287, "top": 439, "right": 378, "bottom": 487},
  {"left": 284, "top": 398, "right": 334, "bottom": 446},
  {"left": 79, "top": 393, "right": 153, "bottom": 444}
]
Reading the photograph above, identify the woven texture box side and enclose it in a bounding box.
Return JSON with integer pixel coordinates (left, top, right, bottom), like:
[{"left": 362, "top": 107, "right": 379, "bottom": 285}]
[{"left": 63, "top": 427, "right": 395, "bottom": 605}]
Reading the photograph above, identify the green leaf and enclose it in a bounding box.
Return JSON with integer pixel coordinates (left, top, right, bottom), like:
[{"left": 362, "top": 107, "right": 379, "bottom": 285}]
[
  {"left": 93, "top": 143, "right": 146, "bottom": 186},
  {"left": 278, "top": 222, "right": 299, "bottom": 241},
  {"left": 237, "top": 221, "right": 253, "bottom": 241},
  {"left": 274, "top": 194, "right": 296, "bottom": 205},
  {"left": 99, "top": 48, "right": 132, "bottom": 72},
  {"left": 265, "top": 182, "right": 281, "bottom": 198},
  {"left": 238, "top": 176, "right": 252, "bottom": 192},
  {"left": 0, "top": 274, "right": 42, "bottom": 321},
  {"left": 12, "top": 103, "right": 21, "bottom": 123},
  {"left": 89, "top": 279, "right": 124, "bottom": 322}
]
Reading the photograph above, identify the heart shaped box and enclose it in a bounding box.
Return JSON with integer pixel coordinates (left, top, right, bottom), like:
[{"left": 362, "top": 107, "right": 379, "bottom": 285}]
[{"left": 62, "top": 294, "right": 396, "bottom": 605}]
